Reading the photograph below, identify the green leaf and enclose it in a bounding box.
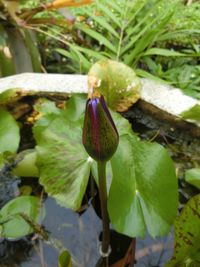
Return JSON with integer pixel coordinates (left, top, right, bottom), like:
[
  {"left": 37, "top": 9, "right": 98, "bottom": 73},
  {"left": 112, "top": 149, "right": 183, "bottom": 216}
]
[
  {"left": 33, "top": 99, "right": 62, "bottom": 141},
  {"left": 58, "top": 250, "right": 72, "bottom": 267},
  {"left": 84, "top": 9, "right": 119, "bottom": 38},
  {"left": 0, "top": 89, "right": 21, "bottom": 105},
  {"left": 0, "top": 25, "right": 16, "bottom": 77},
  {"left": 88, "top": 59, "right": 141, "bottom": 111},
  {"left": 0, "top": 108, "right": 20, "bottom": 153},
  {"left": 77, "top": 24, "right": 117, "bottom": 54},
  {"left": 96, "top": 2, "right": 121, "bottom": 27},
  {"left": 142, "top": 48, "right": 185, "bottom": 57},
  {"left": 63, "top": 93, "right": 86, "bottom": 122},
  {"left": 35, "top": 117, "right": 91, "bottom": 211},
  {"left": 12, "top": 150, "right": 39, "bottom": 177},
  {"left": 23, "top": 29, "right": 41, "bottom": 72},
  {"left": 165, "top": 194, "right": 200, "bottom": 267},
  {"left": 180, "top": 104, "right": 200, "bottom": 124},
  {"left": 185, "top": 168, "right": 200, "bottom": 190},
  {"left": 108, "top": 134, "right": 178, "bottom": 238},
  {"left": 0, "top": 196, "right": 43, "bottom": 239}
]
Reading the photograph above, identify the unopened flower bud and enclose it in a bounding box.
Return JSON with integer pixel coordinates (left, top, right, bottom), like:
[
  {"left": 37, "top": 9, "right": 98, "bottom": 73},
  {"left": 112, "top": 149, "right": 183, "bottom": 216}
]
[{"left": 82, "top": 95, "right": 119, "bottom": 162}]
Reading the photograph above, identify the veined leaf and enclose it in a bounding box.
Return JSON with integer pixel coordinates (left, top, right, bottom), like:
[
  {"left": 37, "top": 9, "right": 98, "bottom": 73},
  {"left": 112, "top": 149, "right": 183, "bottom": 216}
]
[
  {"left": 165, "top": 194, "right": 200, "bottom": 267},
  {"left": 108, "top": 134, "right": 178, "bottom": 238},
  {"left": 88, "top": 59, "right": 141, "bottom": 111}
]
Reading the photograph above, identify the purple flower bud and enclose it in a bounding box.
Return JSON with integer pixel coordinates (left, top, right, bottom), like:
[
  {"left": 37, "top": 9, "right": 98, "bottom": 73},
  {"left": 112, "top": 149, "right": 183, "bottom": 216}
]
[{"left": 82, "top": 95, "right": 119, "bottom": 162}]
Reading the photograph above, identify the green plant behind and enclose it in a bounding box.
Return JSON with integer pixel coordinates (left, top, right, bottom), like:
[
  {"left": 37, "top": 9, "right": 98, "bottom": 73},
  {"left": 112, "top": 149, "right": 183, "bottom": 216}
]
[{"left": 56, "top": 0, "right": 179, "bottom": 73}]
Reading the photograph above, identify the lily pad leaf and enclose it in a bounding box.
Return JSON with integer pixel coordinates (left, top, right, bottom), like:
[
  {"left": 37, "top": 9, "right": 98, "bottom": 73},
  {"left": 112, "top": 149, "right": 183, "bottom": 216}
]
[
  {"left": 185, "top": 168, "right": 200, "bottom": 190},
  {"left": 35, "top": 117, "right": 91, "bottom": 210},
  {"left": 12, "top": 149, "right": 38, "bottom": 177},
  {"left": 108, "top": 134, "right": 178, "bottom": 238},
  {"left": 165, "top": 194, "right": 200, "bottom": 267},
  {"left": 0, "top": 196, "right": 44, "bottom": 239},
  {"left": 58, "top": 250, "right": 72, "bottom": 267},
  {"left": 0, "top": 108, "right": 20, "bottom": 153},
  {"left": 88, "top": 59, "right": 141, "bottom": 112},
  {"left": 180, "top": 104, "right": 200, "bottom": 125},
  {"left": 63, "top": 93, "right": 86, "bottom": 122}
]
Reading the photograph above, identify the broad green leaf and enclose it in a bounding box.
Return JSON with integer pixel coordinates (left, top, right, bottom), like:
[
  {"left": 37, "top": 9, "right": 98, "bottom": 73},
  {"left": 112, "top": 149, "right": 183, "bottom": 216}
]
[
  {"left": 165, "top": 194, "right": 200, "bottom": 267},
  {"left": 111, "top": 111, "right": 134, "bottom": 136},
  {"left": 63, "top": 93, "right": 86, "bottom": 122},
  {"left": 0, "top": 108, "right": 20, "bottom": 153},
  {"left": 108, "top": 134, "right": 178, "bottom": 238},
  {"left": 35, "top": 118, "right": 91, "bottom": 210},
  {"left": 33, "top": 99, "right": 62, "bottom": 140},
  {"left": 12, "top": 150, "right": 39, "bottom": 177},
  {"left": 58, "top": 250, "right": 72, "bottom": 267},
  {"left": 88, "top": 59, "right": 141, "bottom": 111},
  {"left": 180, "top": 104, "right": 200, "bottom": 124},
  {"left": 185, "top": 168, "right": 200, "bottom": 190},
  {"left": 0, "top": 196, "right": 43, "bottom": 239}
]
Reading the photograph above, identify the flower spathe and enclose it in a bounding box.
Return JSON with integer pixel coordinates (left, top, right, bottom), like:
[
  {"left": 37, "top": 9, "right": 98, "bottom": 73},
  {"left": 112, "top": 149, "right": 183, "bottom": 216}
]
[{"left": 82, "top": 95, "right": 119, "bottom": 162}]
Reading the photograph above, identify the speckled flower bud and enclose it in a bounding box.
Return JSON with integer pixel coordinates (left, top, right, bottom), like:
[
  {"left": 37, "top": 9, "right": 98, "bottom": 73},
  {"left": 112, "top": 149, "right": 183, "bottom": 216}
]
[{"left": 82, "top": 95, "right": 119, "bottom": 162}]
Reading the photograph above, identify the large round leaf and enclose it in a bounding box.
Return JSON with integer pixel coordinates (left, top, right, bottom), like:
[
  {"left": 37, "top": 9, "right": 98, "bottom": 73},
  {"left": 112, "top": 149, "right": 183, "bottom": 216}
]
[
  {"left": 0, "top": 108, "right": 20, "bottom": 153},
  {"left": 35, "top": 118, "right": 91, "bottom": 211},
  {"left": 108, "top": 134, "right": 178, "bottom": 238},
  {"left": 0, "top": 196, "right": 43, "bottom": 239}
]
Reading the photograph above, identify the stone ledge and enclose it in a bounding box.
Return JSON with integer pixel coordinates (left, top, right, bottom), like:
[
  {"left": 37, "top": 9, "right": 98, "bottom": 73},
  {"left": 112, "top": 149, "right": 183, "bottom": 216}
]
[{"left": 0, "top": 73, "right": 199, "bottom": 126}]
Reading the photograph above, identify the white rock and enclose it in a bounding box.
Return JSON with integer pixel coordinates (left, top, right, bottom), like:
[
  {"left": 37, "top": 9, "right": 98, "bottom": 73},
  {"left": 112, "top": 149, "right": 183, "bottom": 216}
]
[{"left": 0, "top": 73, "right": 199, "bottom": 125}]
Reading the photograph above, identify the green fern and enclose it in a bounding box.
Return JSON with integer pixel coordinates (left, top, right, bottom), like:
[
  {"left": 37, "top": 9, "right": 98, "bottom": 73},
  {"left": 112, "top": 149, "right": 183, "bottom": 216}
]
[{"left": 56, "top": 0, "right": 181, "bottom": 73}]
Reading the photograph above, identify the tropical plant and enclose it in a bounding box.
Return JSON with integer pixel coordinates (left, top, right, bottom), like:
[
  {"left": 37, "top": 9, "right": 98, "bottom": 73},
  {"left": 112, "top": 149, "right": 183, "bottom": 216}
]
[
  {"left": 0, "top": 0, "right": 92, "bottom": 77},
  {"left": 55, "top": 0, "right": 188, "bottom": 73}
]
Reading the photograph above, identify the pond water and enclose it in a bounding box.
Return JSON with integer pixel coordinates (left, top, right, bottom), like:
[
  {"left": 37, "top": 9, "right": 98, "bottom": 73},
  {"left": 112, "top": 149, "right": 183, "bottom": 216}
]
[{"left": 0, "top": 96, "right": 200, "bottom": 267}]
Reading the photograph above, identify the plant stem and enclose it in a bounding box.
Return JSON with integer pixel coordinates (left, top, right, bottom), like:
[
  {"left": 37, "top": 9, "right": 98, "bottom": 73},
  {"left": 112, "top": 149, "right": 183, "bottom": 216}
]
[{"left": 97, "top": 161, "right": 110, "bottom": 266}]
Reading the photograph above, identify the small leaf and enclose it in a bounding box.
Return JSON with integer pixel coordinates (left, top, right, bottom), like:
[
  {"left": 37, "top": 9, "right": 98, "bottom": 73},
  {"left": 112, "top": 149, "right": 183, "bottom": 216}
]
[
  {"left": 0, "top": 108, "right": 20, "bottom": 153},
  {"left": 142, "top": 48, "right": 185, "bottom": 57},
  {"left": 185, "top": 168, "right": 200, "bottom": 190},
  {"left": 0, "top": 196, "right": 44, "bottom": 239},
  {"left": 88, "top": 59, "right": 141, "bottom": 111},
  {"left": 12, "top": 150, "right": 39, "bottom": 177},
  {"left": 58, "top": 250, "right": 72, "bottom": 267},
  {"left": 180, "top": 104, "right": 200, "bottom": 124},
  {"left": 165, "top": 194, "right": 200, "bottom": 267},
  {"left": 108, "top": 134, "right": 178, "bottom": 238}
]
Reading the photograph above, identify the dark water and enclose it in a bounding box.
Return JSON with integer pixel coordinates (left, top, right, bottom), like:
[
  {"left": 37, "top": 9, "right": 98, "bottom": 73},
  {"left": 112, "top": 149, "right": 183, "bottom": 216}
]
[{"left": 1, "top": 99, "right": 199, "bottom": 267}]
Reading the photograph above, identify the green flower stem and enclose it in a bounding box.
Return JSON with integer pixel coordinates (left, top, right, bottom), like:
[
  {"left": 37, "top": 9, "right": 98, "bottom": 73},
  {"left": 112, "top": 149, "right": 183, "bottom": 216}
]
[{"left": 97, "top": 161, "right": 110, "bottom": 265}]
